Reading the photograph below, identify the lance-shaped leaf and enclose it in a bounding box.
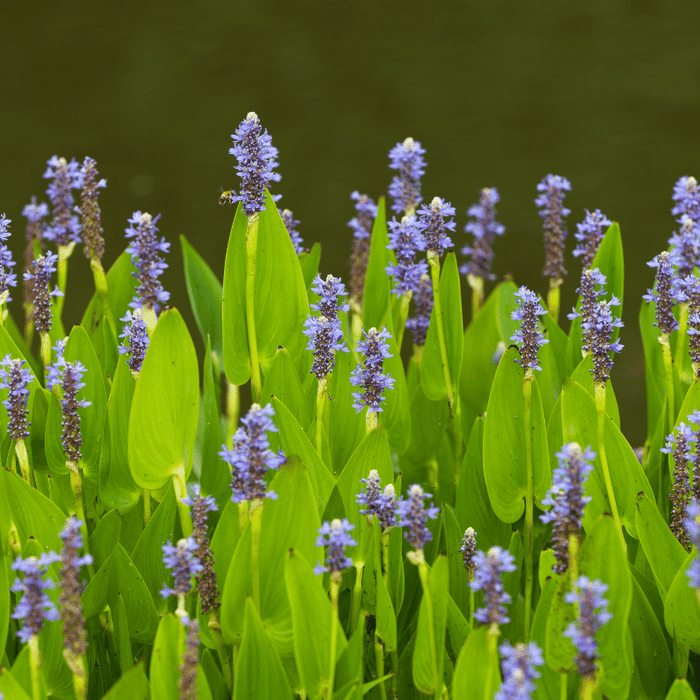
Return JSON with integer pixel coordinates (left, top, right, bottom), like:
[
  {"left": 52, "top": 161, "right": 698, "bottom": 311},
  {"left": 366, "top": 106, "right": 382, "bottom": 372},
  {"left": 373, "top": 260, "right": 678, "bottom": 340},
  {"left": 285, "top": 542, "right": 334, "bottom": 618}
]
[
  {"left": 128, "top": 308, "right": 199, "bottom": 491},
  {"left": 664, "top": 550, "right": 700, "bottom": 649},
  {"left": 362, "top": 197, "right": 393, "bottom": 332},
  {"left": 452, "top": 626, "right": 501, "bottom": 700}
]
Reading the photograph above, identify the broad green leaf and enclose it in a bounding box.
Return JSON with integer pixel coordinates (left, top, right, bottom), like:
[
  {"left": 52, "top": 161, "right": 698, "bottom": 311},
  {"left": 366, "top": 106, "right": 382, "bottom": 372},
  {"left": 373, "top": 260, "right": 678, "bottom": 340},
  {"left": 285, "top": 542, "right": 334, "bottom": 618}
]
[
  {"left": 88, "top": 508, "right": 121, "bottom": 571},
  {"left": 569, "top": 354, "right": 620, "bottom": 428},
  {"left": 26, "top": 386, "right": 49, "bottom": 473},
  {"left": 640, "top": 300, "right": 669, "bottom": 443},
  {"left": 443, "top": 505, "right": 471, "bottom": 618},
  {"left": 373, "top": 521, "right": 397, "bottom": 651},
  {"left": 452, "top": 627, "right": 501, "bottom": 700},
  {"left": 210, "top": 498, "right": 240, "bottom": 598},
  {"left": 664, "top": 550, "right": 700, "bottom": 648},
  {"left": 483, "top": 347, "right": 551, "bottom": 522},
  {"left": 334, "top": 611, "right": 366, "bottom": 697},
  {"left": 665, "top": 680, "right": 699, "bottom": 700},
  {"left": 413, "top": 556, "right": 448, "bottom": 696},
  {"left": 101, "top": 664, "right": 149, "bottom": 700},
  {"left": 219, "top": 521, "right": 252, "bottom": 646},
  {"left": 262, "top": 347, "right": 312, "bottom": 431},
  {"left": 0, "top": 666, "right": 32, "bottom": 700},
  {"left": 131, "top": 481, "right": 178, "bottom": 614},
  {"left": 181, "top": 235, "right": 224, "bottom": 369},
  {"left": 0, "top": 550, "right": 9, "bottom": 663},
  {"left": 150, "top": 613, "right": 183, "bottom": 700},
  {"left": 421, "top": 253, "right": 464, "bottom": 402},
  {"left": 81, "top": 543, "right": 158, "bottom": 644},
  {"left": 362, "top": 197, "right": 393, "bottom": 331},
  {"left": 299, "top": 242, "right": 322, "bottom": 292},
  {"left": 285, "top": 549, "right": 347, "bottom": 700},
  {"left": 445, "top": 594, "right": 470, "bottom": 656},
  {"left": 234, "top": 598, "right": 293, "bottom": 700},
  {"left": 545, "top": 568, "right": 577, "bottom": 673},
  {"left": 531, "top": 578, "right": 564, "bottom": 700},
  {"left": 128, "top": 308, "right": 199, "bottom": 491},
  {"left": 112, "top": 591, "right": 133, "bottom": 675}
]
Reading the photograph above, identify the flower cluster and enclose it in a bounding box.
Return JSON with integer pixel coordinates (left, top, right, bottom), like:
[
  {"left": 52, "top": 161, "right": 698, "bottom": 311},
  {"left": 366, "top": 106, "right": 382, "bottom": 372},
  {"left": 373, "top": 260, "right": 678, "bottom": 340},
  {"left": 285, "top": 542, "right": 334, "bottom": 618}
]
[
  {"left": 459, "top": 527, "right": 477, "bottom": 578},
  {"left": 672, "top": 176, "right": 700, "bottom": 222},
  {"left": 24, "top": 251, "right": 62, "bottom": 333},
  {"left": 386, "top": 215, "right": 427, "bottom": 295},
  {"left": 668, "top": 215, "right": 700, "bottom": 278},
  {"left": 583, "top": 298, "right": 624, "bottom": 385},
  {"left": 314, "top": 519, "right": 357, "bottom": 577},
  {"left": 388, "top": 137, "right": 426, "bottom": 215},
  {"left": 396, "top": 484, "right": 440, "bottom": 551},
  {"left": 78, "top": 156, "right": 106, "bottom": 261},
  {"left": 348, "top": 191, "right": 378, "bottom": 305},
  {"left": 350, "top": 327, "right": 396, "bottom": 413},
  {"left": 536, "top": 174, "right": 571, "bottom": 280},
  {"left": 303, "top": 275, "right": 349, "bottom": 380},
  {"left": 356, "top": 470, "right": 397, "bottom": 530},
  {"left": 684, "top": 275, "right": 700, "bottom": 375},
  {"left": 470, "top": 546, "right": 517, "bottom": 627},
  {"left": 43, "top": 156, "right": 83, "bottom": 246},
  {"left": 495, "top": 641, "right": 544, "bottom": 700},
  {"left": 229, "top": 112, "right": 281, "bottom": 216},
  {"left": 564, "top": 577, "right": 612, "bottom": 679},
  {"left": 644, "top": 251, "right": 684, "bottom": 335},
  {"left": 540, "top": 443, "right": 594, "bottom": 574},
  {"left": 417, "top": 196, "right": 456, "bottom": 257},
  {"left": 161, "top": 537, "right": 202, "bottom": 598},
  {"left": 11, "top": 553, "right": 60, "bottom": 642},
  {"left": 0, "top": 214, "right": 17, "bottom": 301},
  {"left": 21, "top": 198, "right": 49, "bottom": 305},
  {"left": 279, "top": 208, "right": 304, "bottom": 254},
  {"left": 405, "top": 273, "right": 433, "bottom": 346},
  {"left": 684, "top": 500, "right": 700, "bottom": 590},
  {"left": 58, "top": 517, "right": 92, "bottom": 656},
  {"left": 219, "top": 403, "right": 285, "bottom": 503},
  {"left": 46, "top": 348, "right": 92, "bottom": 463},
  {"left": 179, "top": 618, "right": 200, "bottom": 700},
  {"left": 567, "top": 268, "right": 607, "bottom": 353},
  {"left": 118, "top": 309, "right": 150, "bottom": 373},
  {"left": 460, "top": 187, "right": 504, "bottom": 280},
  {"left": 572, "top": 209, "right": 612, "bottom": 269},
  {"left": 0, "top": 355, "right": 32, "bottom": 441},
  {"left": 125, "top": 211, "right": 170, "bottom": 313},
  {"left": 511, "top": 287, "right": 549, "bottom": 372}
]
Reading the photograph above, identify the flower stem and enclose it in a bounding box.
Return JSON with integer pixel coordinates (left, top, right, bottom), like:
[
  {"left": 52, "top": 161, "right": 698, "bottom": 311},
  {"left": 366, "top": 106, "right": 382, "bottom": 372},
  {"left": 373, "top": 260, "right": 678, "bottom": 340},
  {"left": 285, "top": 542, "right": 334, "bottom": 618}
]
[
  {"left": 226, "top": 381, "right": 240, "bottom": 444},
  {"left": 316, "top": 377, "right": 327, "bottom": 456},
  {"left": 56, "top": 242, "right": 75, "bottom": 320},
  {"left": 89, "top": 257, "right": 115, "bottom": 330},
  {"left": 381, "top": 531, "right": 391, "bottom": 604},
  {"left": 467, "top": 273, "right": 484, "bottom": 320},
  {"left": 326, "top": 577, "right": 340, "bottom": 700},
  {"left": 375, "top": 634, "right": 388, "bottom": 700},
  {"left": 416, "top": 554, "right": 441, "bottom": 699},
  {"left": 40, "top": 332, "right": 51, "bottom": 368},
  {"left": 65, "top": 651, "right": 87, "bottom": 700},
  {"left": 172, "top": 470, "right": 193, "bottom": 538},
  {"left": 209, "top": 612, "right": 233, "bottom": 694},
  {"left": 523, "top": 372, "right": 534, "bottom": 642},
  {"left": 594, "top": 383, "right": 626, "bottom": 551},
  {"left": 547, "top": 278, "right": 562, "bottom": 325},
  {"left": 245, "top": 213, "right": 262, "bottom": 402},
  {"left": 366, "top": 410, "right": 378, "bottom": 433},
  {"left": 143, "top": 489, "right": 151, "bottom": 527},
  {"left": 250, "top": 498, "right": 263, "bottom": 613},
  {"left": 661, "top": 333, "right": 676, "bottom": 453},
  {"left": 568, "top": 533, "right": 579, "bottom": 590},
  {"left": 68, "top": 465, "right": 95, "bottom": 579},
  {"left": 560, "top": 672, "right": 568, "bottom": 700},
  {"left": 349, "top": 561, "right": 364, "bottom": 635},
  {"left": 395, "top": 292, "right": 412, "bottom": 352},
  {"left": 28, "top": 634, "right": 42, "bottom": 700},
  {"left": 483, "top": 627, "right": 499, "bottom": 700},
  {"left": 15, "top": 438, "right": 30, "bottom": 482}
]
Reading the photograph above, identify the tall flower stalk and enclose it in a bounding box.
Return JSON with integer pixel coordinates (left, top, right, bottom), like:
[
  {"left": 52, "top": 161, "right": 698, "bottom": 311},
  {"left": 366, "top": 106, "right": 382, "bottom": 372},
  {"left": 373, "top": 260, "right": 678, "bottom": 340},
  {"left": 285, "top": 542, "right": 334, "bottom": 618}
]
[
  {"left": 459, "top": 528, "right": 477, "bottom": 626},
  {"left": 388, "top": 138, "right": 426, "bottom": 216},
  {"left": 510, "top": 287, "right": 549, "bottom": 640},
  {"left": 21, "top": 196, "right": 49, "bottom": 345},
  {"left": 0, "top": 214, "right": 18, "bottom": 324},
  {"left": 24, "top": 251, "right": 62, "bottom": 366},
  {"left": 0, "top": 355, "right": 32, "bottom": 481},
  {"left": 348, "top": 191, "right": 378, "bottom": 319}
]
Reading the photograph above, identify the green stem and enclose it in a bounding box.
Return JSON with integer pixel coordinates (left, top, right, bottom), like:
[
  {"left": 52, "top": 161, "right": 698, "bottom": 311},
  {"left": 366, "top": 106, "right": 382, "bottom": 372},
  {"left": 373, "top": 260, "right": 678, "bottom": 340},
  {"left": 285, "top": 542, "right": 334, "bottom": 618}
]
[
  {"left": 350, "top": 300, "right": 363, "bottom": 350},
  {"left": 24, "top": 302, "right": 34, "bottom": 348},
  {"left": 523, "top": 372, "right": 534, "bottom": 642},
  {"left": 661, "top": 333, "right": 676, "bottom": 451},
  {"left": 316, "top": 377, "right": 327, "bottom": 456},
  {"left": 327, "top": 577, "right": 340, "bottom": 700},
  {"left": 469, "top": 586, "right": 475, "bottom": 629},
  {"left": 172, "top": 470, "right": 193, "bottom": 538},
  {"left": 560, "top": 672, "right": 568, "bottom": 700},
  {"left": 483, "top": 628, "right": 499, "bottom": 700},
  {"left": 390, "top": 650, "right": 399, "bottom": 700},
  {"left": 676, "top": 303, "right": 690, "bottom": 381},
  {"left": 250, "top": 499, "right": 263, "bottom": 613},
  {"left": 56, "top": 242, "right": 76, "bottom": 320},
  {"left": 238, "top": 500, "right": 250, "bottom": 537},
  {"left": 40, "top": 332, "right": 51, "bottom": 368},
  {"left": 245, "top": 213, "right": 262, "bottom": 401},
  {"left": 375, "top": 634, "right": 388, "bottom": 700},
  {"left": 417, "top": 555, "right": 441, "bottom": 699},
  {"left": 395, "top": 292, "right": 412, "bottom": 351},
  {"left": 90, "top": 257, "right": 115, "bottom": 330},
  {"left": 580, "top": 677, "right": 595, "bottom": 700},
  {"left": 366, "top": 410, "right": 378, "bottom": 433},
  {"left": 69, "top": 466, "right": 96, "bottom": 579},
  {"left": 467, "top": 274, "right": 484, "bottom": 320},
  {"left": 209, "top": 612, "right": 233, "bottom": 694},
  {"left": 143, "top": 489, "right": 151, "bottom": 527},
  {"left": 15, "top": 438, "right": 30, "bottom": 482},
  {"left": 226, "top": 381, "right": 240, "bottom": 443},
  {"left": 350, "top": 561, "right": 364, "bottom": 635},
  {"left": 568, "top": 533, "right": 579, "bottom": 588},
  {"left": 594, "top": 383, "right": 626, "bottom": 551},
  {"left": 547, "top": 278, "right": 562, "bottom": 325},
  {"left": 142, "top": 306, "right": 157, "bottom": 335},
  {"left": 381, "top": 532, "right": 391, "bottom": 604},
  {"left": 28, "top": 634, "right": 42, "bottom": 700},
  {"left": 65, "top": 651, "right": 87, "bottom": 700}
]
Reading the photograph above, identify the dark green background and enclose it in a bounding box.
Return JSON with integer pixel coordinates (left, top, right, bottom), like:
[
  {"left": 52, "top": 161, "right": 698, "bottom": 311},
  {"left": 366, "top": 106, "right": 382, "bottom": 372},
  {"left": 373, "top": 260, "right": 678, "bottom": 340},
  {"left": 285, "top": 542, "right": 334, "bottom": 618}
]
[{"left": 2, "top": 0, "right": 700, "bottom": 446}]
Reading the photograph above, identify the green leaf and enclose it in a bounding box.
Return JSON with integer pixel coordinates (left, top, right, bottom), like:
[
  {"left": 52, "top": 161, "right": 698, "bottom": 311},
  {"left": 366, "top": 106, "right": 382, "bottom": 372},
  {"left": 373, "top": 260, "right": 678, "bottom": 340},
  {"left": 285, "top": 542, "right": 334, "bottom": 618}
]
[
  {"left": 569, "top": 354, "right": 620, "bottom": 428},
  {"left": 219, "top": 523, "right": 252, "bottom": 645},
  {"left": 362, "top": 197, "right": 392, "bottom": 332},
  {"left": 130, "top": 481, "right": 178, "bottom": 614},
  {"left": 81, "top": 543, "right": 159, "bottom": 644},
  {"left": 545, "top": 568, "right": 577, "bottom": 673},
  {"left": 640, "top": 300, "right": 667, "bottom": 443},
  {"left": 531, "top": 578, "right": 565, "bottom": 700},
  {"left": 482, "top": 347, "right": 551, "bottom": 522},
  {"left": 443, "top": 505, "right": 471, "bottom": 618},
  {"left": 88, "top": 508, "right": 121, "bottom": 571},
  {"left": 0, "top": 549, "right": 9, "bottom": 664},
  {"left": 413, "top": 556, "right": 448, "bottom": 696},
  {"left": 181, "top": 235, "right": 224, "bottom": 370},
  {"left": 452, "top": 627, "right": 501, "bottom": 700},
  {"left": 0, "top": 666, "right": 33, "bottom": 700},
  {"left": 26, "top": 386, "right": 49, "bottom": 473},
  {"left": 373, "top": 522, "right": 397, "bottom": 651},
  {"left": 665, "top": 680, "right": 699, "bottom": 700},
  {"left": 150, "top": 613, "right": 184, "bottom": 700},
  {"left": 262, "top": 347, "right": 312, "bottom": 431},
  {"left": 101, "top": 664, "right": 149, "bottom": 700},
  {"left": 664, "top": 550, "right": 700, "bottom": 648},
  {"left": 128, "top": 308, "right": 199, "bottom": 491},
  {"left": 234, "top": 598, "right": 293, "bottom": 700},
  {"left": 299, "top": 242, "right": 321, "bottom": 292},
  {"left": 210, "top": 499, "right": 240, "bottom": 602},
  {"left": 421, "top": 253, "right": 463, "bottom": 401},
  {"left": 285, "top": 548, "right": 347, "bottom": 700},
  {"left": 111, "top": 591, "right": 133, "bottom": 675}
]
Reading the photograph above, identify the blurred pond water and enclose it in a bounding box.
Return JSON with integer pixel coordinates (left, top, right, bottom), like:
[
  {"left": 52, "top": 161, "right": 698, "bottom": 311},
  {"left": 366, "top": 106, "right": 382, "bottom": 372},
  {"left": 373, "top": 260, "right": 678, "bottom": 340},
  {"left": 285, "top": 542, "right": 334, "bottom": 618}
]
[{"left": 2, "top": 0, "right": 700, "bottom": 446}]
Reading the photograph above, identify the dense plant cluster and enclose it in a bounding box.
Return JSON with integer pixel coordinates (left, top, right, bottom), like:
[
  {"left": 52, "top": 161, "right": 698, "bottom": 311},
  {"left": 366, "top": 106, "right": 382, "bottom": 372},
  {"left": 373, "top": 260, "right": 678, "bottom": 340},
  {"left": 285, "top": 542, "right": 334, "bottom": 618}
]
[{"left": 0, "top": 115, "right": 699, "bottom": 700}]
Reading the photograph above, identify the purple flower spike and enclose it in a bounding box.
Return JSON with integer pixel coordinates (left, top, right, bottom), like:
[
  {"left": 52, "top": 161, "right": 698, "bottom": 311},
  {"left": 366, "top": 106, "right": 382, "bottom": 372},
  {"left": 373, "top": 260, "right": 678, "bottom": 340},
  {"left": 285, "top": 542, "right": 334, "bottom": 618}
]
[
  {"left": 279, "top": 208, "right": 304, "bottom": 254},
  {"left": 58, "top": 517, "right": 92, "bottom": 656},
  {"left": 78, "top": 157, "right": 106, "bottom": 261},
  {"left": 405, "top": 273, "right": 433, "bottom": 347},
  {"left": 669, "top": 215, "right": 700, "bottom": 279},
  {"left": 219, "top": 403, "right": 285, "bottom": 503},
  {"left": 46, "top": 349, "right": 92, "bottom": 463},
  {"left": 386, "top": 214, "right": 428, "bottom": 296},
  {"left": 684, "top": 500, "right": 700, "bottom": 589},
  {"left": 0, "top": 355, "right": 32, "bottom": 441},
  {"left": 21, "top": 198, "right": 49, "bottom": 305},
  {"left": 460, "top": 528, "right": 477, "bottom": 578},
  {"left": 495, "top": 641, "right": 544, "bottom": 700},
  {"left": 125, "top": 211, "right": 170, "bottom": 314},
  {"left": 673, "top": 176, "right": 700, "bottom": 223},
  {"left": 356, "top": 470, "right": 398, "bottom": 530},
  {"left": 310, "top": 274, "right": 351, "bottom": 320},
  {"left": 536, "top": 174, "right": 571, "bottom": 280},
  {"left": 540, "top": 443, "right": 595, "bottom": 574},
  {"left": 573, "top": 209, "right": 612, "bottom": 270},
  {"left": 564, "top": 576, "right": 612, "bottom": 679},
  {"left": 396, "top": 484, "right": 440, "bottom": 551},
  {"left": 470, "top": 546, "right": 517, "bottom": 627},
  {"left": 350, "top": 327, "right": 396, "bottom": 413},
  {"left": 583, "top": 298, "right": 624, "bottom": 385},
  {"left": 160, "top": 537, "right": 203, "bottom": 598},
  {"left": 388, "top": 137, "right": 426, "bottom": 215},
  {"left": 348, "top": 192, "right": 378, "bottom": 305},
  {"left": 118, "top": 309, "right": 150, "bottom": 373},
  {"left": 461, "top": 187, "right": 505, "bottom": 281},
  {"left": 644, "top": 251, "right": 684, "bottom": 335},
  {"left": 229, "top": 112, "right": 281, "bottom": 216},
  {"left": 511, "top": 287, "right": 549, "bottom": 372},
  {"left": 24, "top": 251, "right": 62, "bottom": 334},
  {"left": 43, "top": 156, "right": 83, "bottom": 246},
  {"left": 0, "top": 215, "right": 17, "bottom": 301},
  {"left": 180, "top": 618, "right": 200, "bottom": 699},
  {"left": 567, "top": 268, "right": 607, "bottom": 352},
  {"left": 11, "top": 552, "right": 61, "bottom": 642},
  {"left": 314, "top": 518, "right": 357, "bottom": 577},
  {"left": 417, "top": 197, "right": 456, "bottom": 257}
]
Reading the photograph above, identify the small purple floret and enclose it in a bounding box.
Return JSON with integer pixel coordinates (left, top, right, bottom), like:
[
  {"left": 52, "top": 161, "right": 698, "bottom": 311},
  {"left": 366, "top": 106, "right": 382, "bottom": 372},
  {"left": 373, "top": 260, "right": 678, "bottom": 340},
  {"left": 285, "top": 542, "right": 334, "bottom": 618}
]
[
  {"left": 511, "top": 287, "right": 549, "bottom": 371},
  {"left": 396, "top": 484, "right": 439, "bottom": 550},
  {"left": 314, "top": 518, "right": 357, "bottom": 577},
  {"left": 388, "top": 138, "right": 426, "bottom": 215},
  {"left": 470, "top": 546, "right": 517, "bottom": 627},
  {"left": 350, "top": 327, "right": 396, "bottom": 413}
]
